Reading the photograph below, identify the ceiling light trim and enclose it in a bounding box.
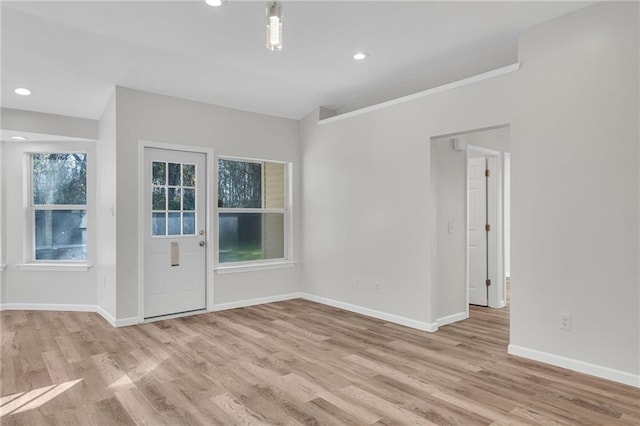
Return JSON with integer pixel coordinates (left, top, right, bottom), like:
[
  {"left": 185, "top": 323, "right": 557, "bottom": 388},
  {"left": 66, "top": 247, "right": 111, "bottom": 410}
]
[{"left": 318, "top": 63, "right": 521, "bottom": 125}]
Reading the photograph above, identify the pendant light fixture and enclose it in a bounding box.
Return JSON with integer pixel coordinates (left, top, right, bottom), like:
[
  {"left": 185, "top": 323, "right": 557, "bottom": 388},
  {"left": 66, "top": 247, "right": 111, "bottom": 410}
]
[{"left": 266, "top": 2, "right": 283, "bottom": 51}]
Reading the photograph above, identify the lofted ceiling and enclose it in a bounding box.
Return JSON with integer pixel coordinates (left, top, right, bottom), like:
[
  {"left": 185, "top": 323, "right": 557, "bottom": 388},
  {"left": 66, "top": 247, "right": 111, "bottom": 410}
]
[{"left": 1, "top": 0, "right": 592, "bottom": 120}]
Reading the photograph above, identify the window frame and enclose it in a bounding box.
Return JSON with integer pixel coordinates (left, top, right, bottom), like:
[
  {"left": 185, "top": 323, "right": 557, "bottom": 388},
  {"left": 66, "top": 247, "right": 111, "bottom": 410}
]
[
  {"left": 215, "top": 156, "right": 292, "bottom": 269},
  {"left": 28, "top": 151, "right": 88, "bottom": 264}
]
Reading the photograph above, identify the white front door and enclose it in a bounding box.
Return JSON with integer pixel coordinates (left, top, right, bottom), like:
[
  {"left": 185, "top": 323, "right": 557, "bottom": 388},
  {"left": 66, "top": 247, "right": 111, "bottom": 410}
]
[
  {"left": 144, "top": 148, "right": 207, "bottom": 319},
  {"left": 468, "top": 156, "right": 488, "bottom": 306}
]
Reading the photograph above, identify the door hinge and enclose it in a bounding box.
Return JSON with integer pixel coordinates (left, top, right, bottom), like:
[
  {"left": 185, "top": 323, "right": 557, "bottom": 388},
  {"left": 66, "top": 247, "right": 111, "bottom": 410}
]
[
  {"left": 485, "top": 224, "right": 491, "bottom": 232},
  {"left": 485, "top": 169, "right": 491, "bottom": 177},
  {"left": 486, "top": 279, "right": 491, "bottom": 287}
]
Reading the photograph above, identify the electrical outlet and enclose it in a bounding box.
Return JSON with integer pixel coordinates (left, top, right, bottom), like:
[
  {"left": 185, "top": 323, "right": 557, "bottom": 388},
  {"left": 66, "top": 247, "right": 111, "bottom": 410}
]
[
  {"left": 374, "top": 281, "right": 381, "bottom": 293},
  {"left": 560, "top": 313, "right": 571, "bottom": 330},
  {"left": 448, "top": 222, "right": 454, "bottom": 234},
  {"left": 103, "top": 278, "right": 107, "bottom": 287},
  {"left": 352, "top": 278, "right": 359, "bottom": 289}
]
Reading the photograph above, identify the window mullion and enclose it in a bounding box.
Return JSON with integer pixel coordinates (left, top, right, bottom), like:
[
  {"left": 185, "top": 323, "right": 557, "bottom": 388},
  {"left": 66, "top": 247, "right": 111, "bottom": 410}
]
[{"left": 32, "top": 204, "right": 87, "bottom": 211}]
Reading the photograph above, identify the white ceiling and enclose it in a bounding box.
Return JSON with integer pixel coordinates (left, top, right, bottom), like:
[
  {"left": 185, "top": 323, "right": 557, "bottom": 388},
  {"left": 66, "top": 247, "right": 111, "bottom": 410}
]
[{"left": 1, "top": 1, "right": 591, "bottom": 120}]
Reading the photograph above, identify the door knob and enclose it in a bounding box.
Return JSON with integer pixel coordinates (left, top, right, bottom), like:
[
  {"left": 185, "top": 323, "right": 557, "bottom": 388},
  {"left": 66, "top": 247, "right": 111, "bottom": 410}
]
[{"left": 199, "top": 241, "right": 206, "bottom": 247}]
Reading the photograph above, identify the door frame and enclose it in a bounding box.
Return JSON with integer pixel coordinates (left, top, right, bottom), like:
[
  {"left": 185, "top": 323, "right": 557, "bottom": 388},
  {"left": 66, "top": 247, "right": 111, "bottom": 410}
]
[
  {"left": 465, "top": 144, "right": 505, "bottom": 313},
  {"left": 137, "top": 140, "right": 215, "bottom": 323}
]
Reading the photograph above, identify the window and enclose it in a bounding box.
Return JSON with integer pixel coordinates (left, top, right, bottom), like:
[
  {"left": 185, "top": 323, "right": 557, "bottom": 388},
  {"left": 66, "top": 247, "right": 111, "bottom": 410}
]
[
  {"left": 31, "top": 153, "right": 87, "bottom": 261},
  {"left": 218, "top": 158, "right": 289, "bottom": 264}
]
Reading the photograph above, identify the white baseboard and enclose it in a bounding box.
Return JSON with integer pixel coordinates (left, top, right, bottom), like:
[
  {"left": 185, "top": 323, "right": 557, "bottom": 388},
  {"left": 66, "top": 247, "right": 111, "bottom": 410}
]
[
  {"left": 213, "top": 292, "right": 303, "bottom": 311},
  {"left": 437, "top": 311, "right": 468, "bottom": 327},
  {"left": 0, "top": 303, "right": 139, "bottom": 328},
  {"left": 115, "top": 316, "right": 139, "bottom": 327},
  {"left": 96, "top": 305, "right": 116, "bottom": 326},
  {"left": 300, "top": 293, "right": 438, "bottom": 332},
  {"left": 0, "top": 303, "right": 96, "bottom": 312},
  {"left": 508, "top": 344, "right": 640, "bottom": 388}
]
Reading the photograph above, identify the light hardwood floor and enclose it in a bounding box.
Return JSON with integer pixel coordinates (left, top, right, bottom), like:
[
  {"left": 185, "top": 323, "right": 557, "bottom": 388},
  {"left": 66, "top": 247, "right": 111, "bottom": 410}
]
[{"left": 1, "top": 296, "right": 639, "bottom": 425}]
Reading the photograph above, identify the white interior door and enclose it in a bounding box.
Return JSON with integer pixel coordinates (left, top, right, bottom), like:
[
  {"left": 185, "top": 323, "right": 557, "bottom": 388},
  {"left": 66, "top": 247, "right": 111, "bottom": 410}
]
[
  {"left": 468, "top": 156, "right": 488, "bottom": 306},
  {"left": 144, "top": 148, "right": 207, "bottom": 319}
]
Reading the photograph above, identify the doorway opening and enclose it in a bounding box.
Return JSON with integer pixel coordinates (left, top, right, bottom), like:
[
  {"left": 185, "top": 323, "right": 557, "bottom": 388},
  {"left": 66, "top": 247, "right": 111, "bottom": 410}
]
[
  {"left": 431, "top": 125, "right": 510, "bottom": 325},
  {"left": 138, "top": 141, "right": 215, "bottom": 323}
]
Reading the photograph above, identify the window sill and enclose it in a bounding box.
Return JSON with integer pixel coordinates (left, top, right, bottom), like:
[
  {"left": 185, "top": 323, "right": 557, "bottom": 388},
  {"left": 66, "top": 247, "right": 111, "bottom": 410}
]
[
  {"left": 17, "top": 263, "right": 92, "bottom": 272},
  {"left": 214, "top": 261, "right": 297, "bottom": 274}
]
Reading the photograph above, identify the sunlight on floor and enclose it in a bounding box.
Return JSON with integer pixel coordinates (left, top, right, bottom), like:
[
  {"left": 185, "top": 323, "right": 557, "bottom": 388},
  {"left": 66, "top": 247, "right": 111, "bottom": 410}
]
[
  {"left": 0, "top": 378, "right": 83, "bottom": 417},
  {"left": 108, "top": 374, "right": 135, "bottom": 390}
]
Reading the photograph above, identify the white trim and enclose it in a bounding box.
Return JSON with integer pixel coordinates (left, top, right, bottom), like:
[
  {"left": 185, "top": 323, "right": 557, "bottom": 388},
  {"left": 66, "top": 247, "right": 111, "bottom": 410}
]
[
  {"left": 301, "top": 293, "right": 438, "bottom": 332},
  {"left": 436, "top": 311, "right": 468, "bottom": 327},
  {"left": 16, "top": 263, "right": 91, "bottom": 272},
  {"left": 218, "top": 208, "right": 285, "bottom": 214},
  {"left": 466, "top": 144, "right": 501, "bottom": 156},
  {"left": 215, "top": 260, "right": 296, "bottom": 274},
  {"left": 143, "top": 310, "right": 210, "bottom": 324},
  {"left": 213, "top": 292, "right": 303, "bottom": 311},
  {"left": 115, "top": 316, "right": 139, "bottom": 327},
  {"left": 0, "top": 303, "right": 138, "bottom": 328},
  {"left": 508, "top": 344, "right": 640, "bottom": 388},
  {"left": 96, "top": 305, "right": 116, "bottom": 326},
  {"left": 318, "top": 63, "right": 520, "bottom": 125},
  {"left": 0, "top": 303, "right": 95, "bottom": 312},
  {"left": 138, "top": 140, "right": 215, "bottom": 323}
]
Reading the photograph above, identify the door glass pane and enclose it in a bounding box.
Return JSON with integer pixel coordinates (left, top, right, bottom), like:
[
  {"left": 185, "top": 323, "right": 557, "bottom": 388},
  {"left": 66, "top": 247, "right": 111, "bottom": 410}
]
[
  {"left": 168, "top": 212, "right": 181, "bottom": 235},
  {"left": 151, "top": 160, "right": 199, "bottom": 237},
  {"left": 219, "top": 213, "right": 284, "bottom": 263},
  {"left": 183, "top": 212, "right": 195, "bottom": 235},
  {"left": 183, "top": 188, "right": 195, "bottom": 211},
  {"left": 168, "top": 188, "right": 181, "bottom": 210},
  {"left": 35, "top": 209, "right": 87, "bottom": 260},
  {"left": 152, "top": 162, "right": 166, "bottom": 185},
  {"left": 168, "top": 163, "right": 181, "bottom": 186},
  {"left": 152, "top": 187, "right": 166, "bottom": 210},
  {"left": 183, "top": 164, "right": 195, "bottom": 187},
  {"left": 152, "top": 213, "right": 166, "bottom": 236}
]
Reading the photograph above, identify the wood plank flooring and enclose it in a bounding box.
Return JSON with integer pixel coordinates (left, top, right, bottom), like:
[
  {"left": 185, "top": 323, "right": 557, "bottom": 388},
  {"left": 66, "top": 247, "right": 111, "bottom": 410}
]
[{"left": 1, "top": 297, "right": 639, "bottom": 425}]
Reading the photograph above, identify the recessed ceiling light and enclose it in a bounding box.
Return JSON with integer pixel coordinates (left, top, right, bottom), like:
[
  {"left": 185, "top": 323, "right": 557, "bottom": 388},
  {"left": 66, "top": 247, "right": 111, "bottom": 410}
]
[
  {"left": 11, "top": 136, "right": 28, "bottom": 140},
  {"left": 14, "top": 87, "right": 32, "bottom": 96},
  {"left": 353, "top": 52, "right": 368, "bottom": 61},
  {"left": 205, "top": 0, "right": 222, "bottom": 7}
]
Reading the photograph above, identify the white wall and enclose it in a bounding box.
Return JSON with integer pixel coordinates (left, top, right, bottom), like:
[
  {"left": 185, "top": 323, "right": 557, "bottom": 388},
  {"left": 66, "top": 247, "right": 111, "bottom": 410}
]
[
  {"left": 0, "top": 141, "right": 5, "bottom": 303},
  {"left": 431, "top": 126, "right": 510, "bottom": 321},
  {"left": 1, "top": 108, "right": 98, "bottom": 140},
  {"left": 96, "top": 92, "right": 117, "bottom": 319},
  {"left": 1, "top": 140, "right": 97, "bottom": 307},
  {"left": 114, "top": 87, "right": 302, "bottom": 320},
  {"left": 510, "top": 1, "right": 639, "bottom": 382},
  {"left": 301, "top": 0, "right": 638, "bottom": 385},
  {"left": 300, "top": 74, "right": 515, "bottom": 329}
]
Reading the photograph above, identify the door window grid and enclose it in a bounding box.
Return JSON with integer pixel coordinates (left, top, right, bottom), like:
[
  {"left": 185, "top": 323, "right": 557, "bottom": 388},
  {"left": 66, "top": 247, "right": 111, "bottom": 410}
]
[{"left": 152, "top": 161, "right": 197, "bottom": 236}]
